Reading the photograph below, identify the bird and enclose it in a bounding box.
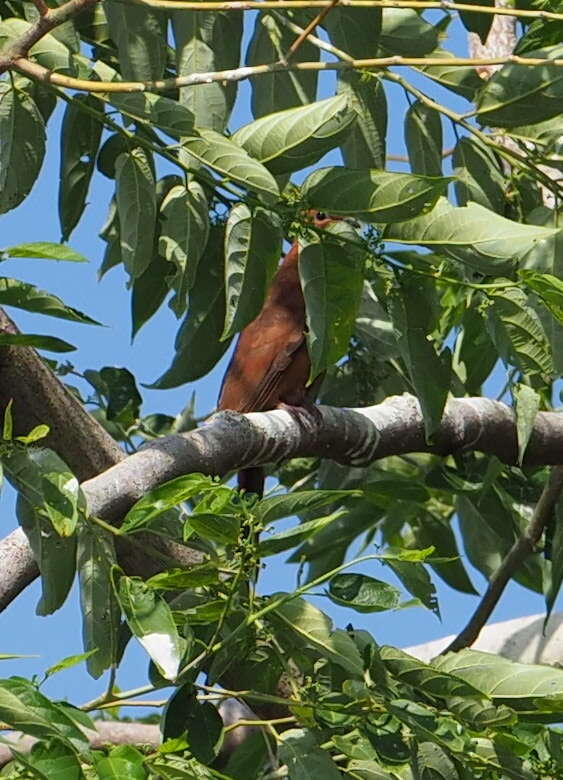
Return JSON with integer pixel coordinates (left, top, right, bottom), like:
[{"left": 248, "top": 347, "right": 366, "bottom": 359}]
[{"left": 217, "top": 210, "right": 341, "bottom": 498}]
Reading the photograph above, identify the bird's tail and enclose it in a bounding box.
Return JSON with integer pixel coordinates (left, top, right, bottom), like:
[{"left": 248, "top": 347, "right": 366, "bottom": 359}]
[{"left": 238, "top": 467, "right": 264, "bottom": 498}]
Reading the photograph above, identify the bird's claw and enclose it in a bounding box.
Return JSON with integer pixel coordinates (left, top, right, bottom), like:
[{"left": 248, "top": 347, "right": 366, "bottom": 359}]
[{"left": 277, "top": 402, "right": 322, "bottom": 430}]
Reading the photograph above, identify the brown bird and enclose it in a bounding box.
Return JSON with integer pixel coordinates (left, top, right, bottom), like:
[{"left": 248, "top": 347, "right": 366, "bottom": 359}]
[{"left": 217, "top": 211, "right": 341, "bottom": 497}]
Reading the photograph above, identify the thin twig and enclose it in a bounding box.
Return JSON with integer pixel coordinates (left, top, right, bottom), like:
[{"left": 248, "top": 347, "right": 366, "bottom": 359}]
[
  {"left": 443, "top": 465, "right": 563, "bottom": 654},
  {"left": 31, "top": 0, "right": 50, "bottom": 15},
  {"left": 124, "top": 0, "right": 563, "bottom": 21},
  {"left": 283, "top": 0, "right": 340, "bottom": 62}
]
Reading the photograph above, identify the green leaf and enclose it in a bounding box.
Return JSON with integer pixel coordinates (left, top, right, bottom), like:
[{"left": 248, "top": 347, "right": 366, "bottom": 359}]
[
  {"left": 300, "top": 223, "right": 364, "bottom": 378},
  {"left": 222, "top": 204, "right": 282, "bottom": 339},
  {"left": 172, "top": 10, "right": 242, "bottom": 131},
  {"left": 545, "top": 501, "right": 563, "bottom": 625},
  {"left": 152, "top": 225, "right": 232, "bottom": 387},
  {"left": 453, "top": 136, "right": 506, "bottom": 213},
  {"left": 0, "top": 277, "right": 101, "bottom": 325},
  {"left": 163, "top": 685, "right": 224, "bottom": 764},
  {"left": 146, "top": 563, "right": 220, "bottom": 590},
  {"left": 435, "top": 649, "right": 563, "bottom": 705},
  {"left": 270, "top": 595, "right": 364, "bottom": 675},
  {"left": 159, "top": 181, "right": 209, "bottom": 318},
  {"left": 410, "top": 514, "right": 477, "bottom": 596},
  {"left": 259, "top": 510, "right": 347, "bottom": 556},
  {"left": 0, "top": 678, "right": 88, "bottom": 747},
  {"left": 246, "top": 11, "right": 318, "bottom": 119},
  {"left": 0, "top": 19, "right": 74, "bottom": 74},
  {"left": 325, "top": 6, "right": 381, "bottom": 58},
  {"left": 457, "top": 0, "right": 494, "bottom": 42},
  {"left": 382, "top": 554, "right": 439, "bottom": 616},
  {"left": 337, "top": 73, "right": 387, "bottom": 170},
  {"left": 521, "top": 269, "right": 563, "bottom": 325},
  {"left": 115, "top": 573, "right": 188, "bottom": 681},
  {"left": 2, "top": 398, "right": 13, "bottom": 440},
  {"left": 77, "top": 522, "right": 121, "bottom": 679},
  {"left": 279, "top": 729, "right": 342, "bottom": 780},
  {"left": 487, "top": 286, "right": 553, "bottom": 379},
  {"left": 131, "top": 244, "right": 172, "bottom": 339},
  {"left": 389, "top": 276, "right": 451, "bottom": 440},
  {"left": 418, "top": 49, "right": 484, "bottom": 101},
  {"left": 19, "top": 737, "right": 83, "bottom": 779},
  {"left": 121, "top": 473, "right": 214, "bottom": 534},
  {"left": 97, "top": 133, "right": 130, "bottom": 180},
  {"left": 380, "top": 645, "right": 483, "bottom": 697},
  {"left": 43, "top": 650, "right": 98, "bottom": 682},
  {"left": 94, "top": 745, "right": 146, "bottom": 779},
  {"left": 385, "top": 197, "right": 556, "bottom": 275},
  {"left": 5, "top": 447, "right": 81, "bottom": 613},
  {"left": 347, "top": 759, "right": 397, "bottom": 779},
  {"left": 257, "top": 489, "right": 359, "bottom": 524},
  {"left": 233, "top": 94, "right": 356, "bottom": 176},
  {"left": 187, "top": 512, "right": 240, "bottom": 545},
  {"left": 58, "top": 94, "right": 103, "bottom": 241},
  {"left": 302, "top": 167, "right": 449, "bottom": 223},
  {"left": 106, "top": 92, "right": 195, "bottom": 139},
  {"left": 378, "top": 9, "right": 439, "bottom": 56},
  {"left": 328, "top": 573, "right": 401, "bottom": 613},
  {"left": 182, "top": 130, "right": 279, "bottom": 204},
  {"left": 415, "top": 741, "right": 458, "bottom": 779},
  {"left": 115, "top": 148, "right": 156, "bottom": 279},
  {"left": 0, "top": 83, "right": 45, "bottom": 214},
  {"left": 513, "top": 384, "right": 540, "bottom": 466},
  {"left": 476, "top": 45, "right": 563, "bottom": 127},
  {"left": 98, "top": 366, "right": 142, "bottom": 427},
  {"left": 2, "top": 242, "right": 88, "bottom": 262},
  {"left": 405, "top": 101, "right": 443, "bottom": 177},
  {"left": 0, "top": 333, "right": 76, "bottom": 352},
  {"left": 104, "top": 2, "right": 167, "bottom": 81}
]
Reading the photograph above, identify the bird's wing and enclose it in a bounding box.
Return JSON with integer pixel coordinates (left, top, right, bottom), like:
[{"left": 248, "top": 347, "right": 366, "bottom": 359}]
[{"left": 218, "top": 317, "right": 306, "bottom": 413}]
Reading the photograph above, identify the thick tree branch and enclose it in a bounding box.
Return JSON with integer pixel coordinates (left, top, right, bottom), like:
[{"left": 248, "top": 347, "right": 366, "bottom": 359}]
[
  {"left": 2, "top": 393, "right": 563, "bottom": 613},
  {"left": 0, "top": 311, "right": 201, "bottom": 605},
  {"left": 443, "top": 465, "right": 563, "bottom": 653}
]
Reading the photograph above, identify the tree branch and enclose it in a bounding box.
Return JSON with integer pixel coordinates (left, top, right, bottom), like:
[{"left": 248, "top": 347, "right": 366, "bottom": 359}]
[
  {"left": 443, "top": 465, "right": 563, "bottom": 654},
  {"left": 10, "top": 52, "right": 563, "bottom": 96},
  {"left": 3, "top": 393, "right": 563, "bottom": 613},
  {"left": 118, "top": 0, "right": 563, "bottom": 21}
]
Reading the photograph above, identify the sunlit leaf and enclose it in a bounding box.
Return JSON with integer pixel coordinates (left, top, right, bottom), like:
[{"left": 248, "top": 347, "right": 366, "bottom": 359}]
[
  {"left": 302, "top": 167, "right": 449, "bottom": 223},
  {"left": 115, "top": 573, "right": 187, "bottom": 681},
  {"left": 233, "top": 94, "right": 356, "bottom": 175}
]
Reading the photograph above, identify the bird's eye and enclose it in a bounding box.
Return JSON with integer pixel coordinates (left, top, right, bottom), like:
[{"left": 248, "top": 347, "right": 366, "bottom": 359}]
[{"left": 315, "top": 211, "right": 327, "bottom": 221}]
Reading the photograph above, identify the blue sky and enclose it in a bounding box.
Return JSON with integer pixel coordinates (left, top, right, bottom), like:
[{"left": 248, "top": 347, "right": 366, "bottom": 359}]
[{"left": 0, "top": 13, "right": 554, "bottom": 712}]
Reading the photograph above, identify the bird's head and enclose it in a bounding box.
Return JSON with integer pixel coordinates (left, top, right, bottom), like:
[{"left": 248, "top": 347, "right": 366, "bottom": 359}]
[{"left": 307, "top": 210, "right": 360, "bottom": 229}]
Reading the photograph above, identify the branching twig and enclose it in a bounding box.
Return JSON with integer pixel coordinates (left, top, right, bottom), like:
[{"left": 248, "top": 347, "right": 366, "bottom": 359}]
[
  {"left": 11, "top": 52, "right": 563, "bottom": 96},
  {"left": 283, "top": 0, "right": 339, "bottom": 62},
  {"left": 443, "top": 465, "right": 563, "bottom": 654}
]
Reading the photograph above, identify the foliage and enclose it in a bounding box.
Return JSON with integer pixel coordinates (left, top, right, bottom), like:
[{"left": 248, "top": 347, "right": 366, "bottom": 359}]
[{"left": 1, "top": 0, "right": 563, "bottom": 775}]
